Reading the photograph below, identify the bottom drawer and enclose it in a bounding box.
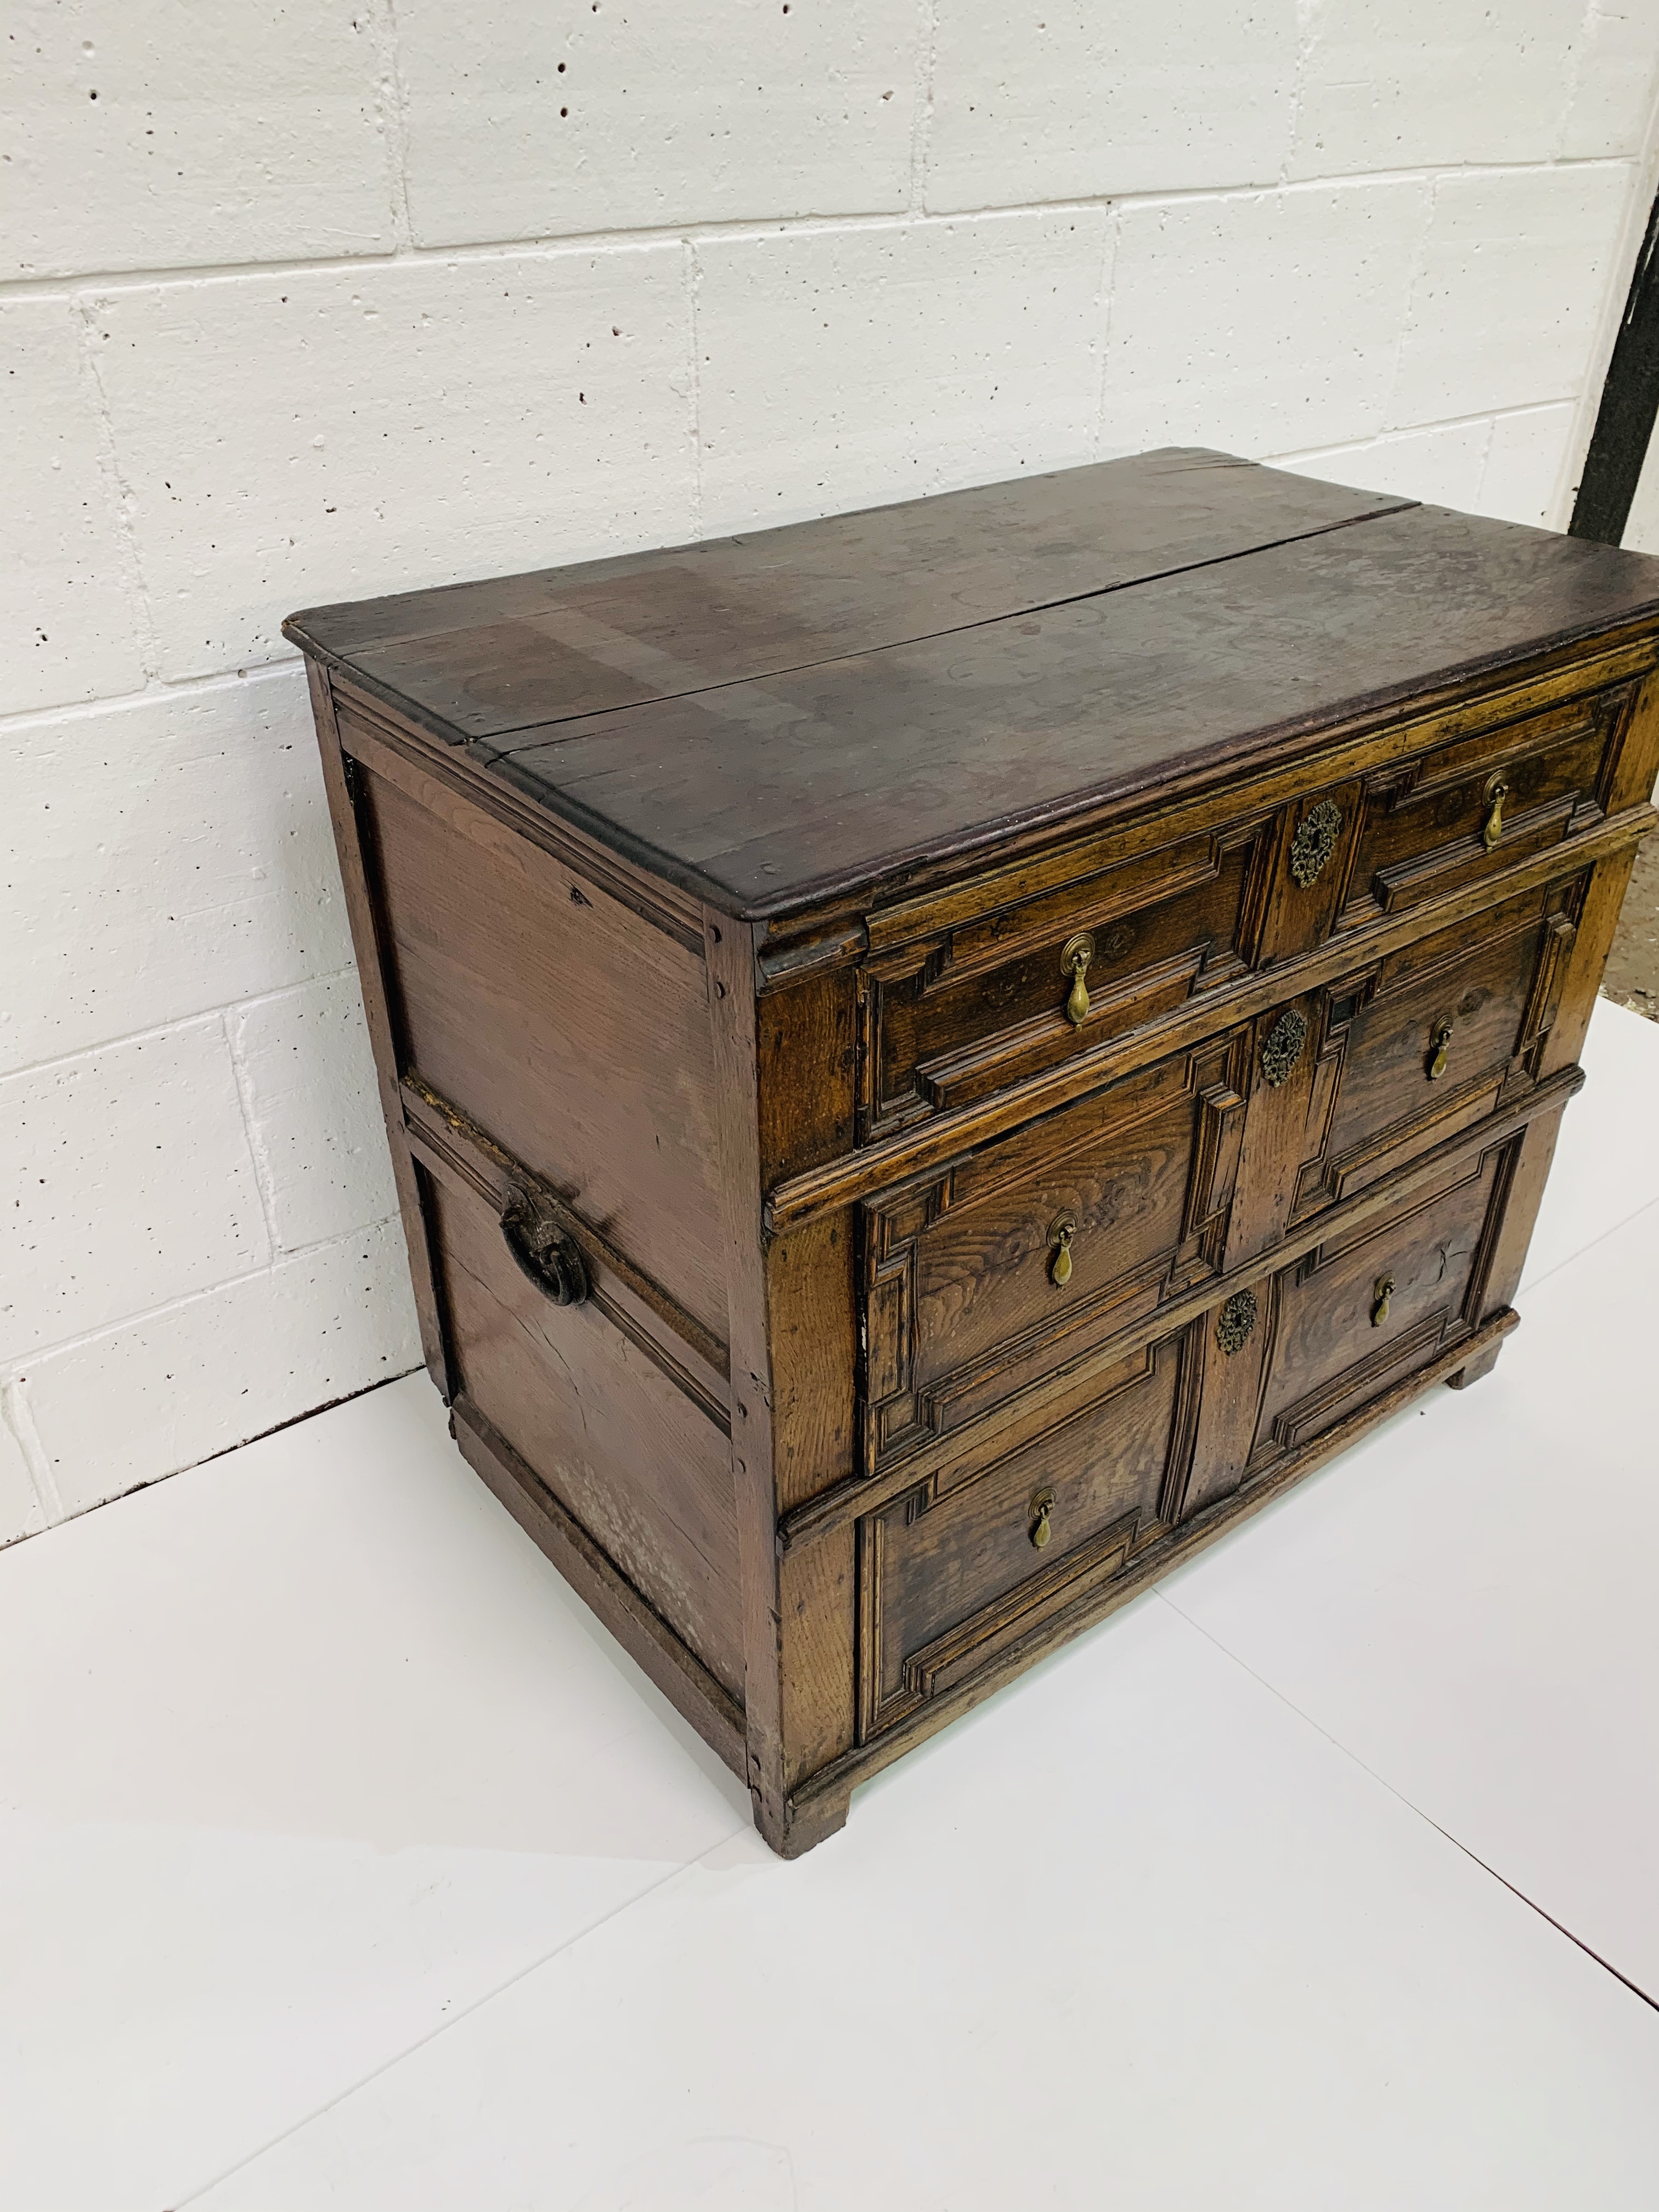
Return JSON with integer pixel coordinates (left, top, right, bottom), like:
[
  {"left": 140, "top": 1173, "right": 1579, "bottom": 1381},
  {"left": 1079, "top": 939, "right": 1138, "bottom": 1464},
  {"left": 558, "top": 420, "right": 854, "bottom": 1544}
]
[
  {"left": 850, "top": 1126, "right": 1526, "bottom": 1751},
  {"left": 856, "top": 1327, "right": 1200, "bottom": 1742},
  {"left": 1247, "top": 1135, "right": 1513, "bottom": 1477}
]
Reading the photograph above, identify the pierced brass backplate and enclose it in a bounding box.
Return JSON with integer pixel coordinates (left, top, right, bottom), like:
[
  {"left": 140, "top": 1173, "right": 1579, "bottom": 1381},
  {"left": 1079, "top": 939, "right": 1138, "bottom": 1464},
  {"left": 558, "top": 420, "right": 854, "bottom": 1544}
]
[
  {"left": 1289, "top": 797, "right": 1344, "bottom": 889},
  {"left": 1060, "top": 932, "right": 1094, "bottom": 1027},
  {"left": 1260, "top": 1008, "right": 1308, "bottom": 1088},
  {"left": 1216, "top": 1286, "right": 1259, "bottom": 1356}
]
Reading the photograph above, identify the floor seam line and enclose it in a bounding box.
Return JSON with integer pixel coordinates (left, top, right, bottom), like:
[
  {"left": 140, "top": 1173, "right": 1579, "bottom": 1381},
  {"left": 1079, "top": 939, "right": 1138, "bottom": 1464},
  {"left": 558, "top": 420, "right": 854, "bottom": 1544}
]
[
  {"left": 1517, "top": 1187, "right": 1659, "bottom": 1300},
  {"left": 170, "top": 1834, "right": 744, "bottom": 2205},
  {"left": 1151, "top": 1589, "right": 1658, "bottom": 2015}
]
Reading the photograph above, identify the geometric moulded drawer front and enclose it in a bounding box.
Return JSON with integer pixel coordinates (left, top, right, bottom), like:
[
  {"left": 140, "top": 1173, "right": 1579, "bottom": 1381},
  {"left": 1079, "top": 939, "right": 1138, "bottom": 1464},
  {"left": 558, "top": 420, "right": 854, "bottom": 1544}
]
[
  {"left": 1253, "top": 1137, "right": 1514, "bottom": 1476},
  {"left": 856, "top": 1327, "right": 1200, "bottom": 1741},
  {"left": 1338, "top": 679, "right": 1633, "bottom": 928},
  {"left": 1292, "top": 872, "right": 1584, "bottom": 1221},
  {"left": 860, "top": 1027, "right": 1251, "bottom": 1474}
]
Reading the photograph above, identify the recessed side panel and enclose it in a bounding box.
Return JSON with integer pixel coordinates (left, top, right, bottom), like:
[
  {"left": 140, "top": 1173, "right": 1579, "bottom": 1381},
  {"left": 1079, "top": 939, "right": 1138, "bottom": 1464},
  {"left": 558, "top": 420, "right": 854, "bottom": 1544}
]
[
  {"left": 428, "top": 1178, "right": 745, "bottom": 1703},
  {"left": 347, "top": 712, "right": 729, "bottom": 1350}
]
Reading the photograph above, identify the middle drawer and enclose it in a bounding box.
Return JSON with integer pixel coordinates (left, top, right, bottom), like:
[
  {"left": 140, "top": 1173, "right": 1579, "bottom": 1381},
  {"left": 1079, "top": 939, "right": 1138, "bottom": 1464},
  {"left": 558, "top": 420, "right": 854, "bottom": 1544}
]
[{"left": 859, "top": 1022, "right": 1252, "bottom": 1474}]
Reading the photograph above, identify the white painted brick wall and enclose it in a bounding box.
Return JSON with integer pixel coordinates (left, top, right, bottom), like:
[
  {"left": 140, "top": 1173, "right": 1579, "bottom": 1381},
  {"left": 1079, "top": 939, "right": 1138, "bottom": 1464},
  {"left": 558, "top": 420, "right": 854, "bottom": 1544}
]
[{"left": 5, "top": 2, "right": 1658, "bottom": 1545}]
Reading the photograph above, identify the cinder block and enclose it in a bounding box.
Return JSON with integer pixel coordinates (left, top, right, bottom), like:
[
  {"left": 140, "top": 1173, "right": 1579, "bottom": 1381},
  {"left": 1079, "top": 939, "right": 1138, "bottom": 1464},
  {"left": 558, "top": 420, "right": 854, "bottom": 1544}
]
[
  {"left": 1273, "top": 419, "right": 1493, "bottom": 511},
  {"left": 1561, "top": 6, "right": 1659, "bottom": 159},
  {"left": 0, "top": 1397, "right": 46, "bottom": 1549},
  {"left": 2, "top": 668, "right": 351, "bottom": 1076},
  {"left": 697, "top": 211, "right": 1110, "bottom": 537},
  {"left": 3, "top": 0, "right": 392, "bottom": 280},
  {"left": 232, "top": 975, "right": 398, "bottom": 1255},
  {"left": 0, "top": 1019, "right": 269, "bottom": 1364},
  {"left": 925, "top": 2, "right": 1297, "bottom": 212},
  {"left": 1102, "top": 183, "right": 1431, "bottom": 459},
  {"left": 2, "top": 297, "right": 145, "bottom": 714},
  {"left": 1479, "top": 403, "right": 1577, "bottom": 527},
  {"left": 398, "top": 0, "right": 917, "bottom": 247},
  {"left": 90, "top": 247, "right": 696, "bottom": 682},
  {"left": 16, "top": 1221, "right": 421, "bottom": 1519},
  {"left": 1288, "top": 0, "right": 1585, "bottom": 178},
  {"left": 1392, "top": 166, "right": 1632, "bottom": 424}
]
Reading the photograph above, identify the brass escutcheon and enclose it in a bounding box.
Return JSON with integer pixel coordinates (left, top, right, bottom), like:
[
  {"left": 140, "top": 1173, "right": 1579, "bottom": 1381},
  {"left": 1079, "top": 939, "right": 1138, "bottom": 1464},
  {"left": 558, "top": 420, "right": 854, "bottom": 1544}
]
[
  {"left": 1060, "top": 932, "right": 1094, "bottom": 1027},
  {"left": 1048, "top": 1213, "right": 1077, "bottom": 1288},
  {"left": 1260, "top": 1008, "right": 1308, "bottom": 1088},
  {"left": 1029, "top": 1488, "right": 1056, "bottom": 1550},
  {"left": 1427, "top": 1016, "right": 1455, "bottom": 1081},
  {"left": 1216, "top": 1286, "right": 1259, "bottom": 1356},
  {"left": 1481, "top": 772, "right": 1510, "bottom": 851},
  {"left": 1372, "top": 1273, "right": 1395, "bottom": 1328},
  {"left": 1289, "top": 797, "right": 1345, "bottom": 889}
]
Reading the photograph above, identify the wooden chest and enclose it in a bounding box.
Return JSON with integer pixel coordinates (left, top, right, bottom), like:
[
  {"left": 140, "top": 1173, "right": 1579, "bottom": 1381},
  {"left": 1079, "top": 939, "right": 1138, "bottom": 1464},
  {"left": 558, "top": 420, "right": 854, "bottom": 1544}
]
[{"left": 288, "top": 449, "right": 1659, "bottom": 1856}]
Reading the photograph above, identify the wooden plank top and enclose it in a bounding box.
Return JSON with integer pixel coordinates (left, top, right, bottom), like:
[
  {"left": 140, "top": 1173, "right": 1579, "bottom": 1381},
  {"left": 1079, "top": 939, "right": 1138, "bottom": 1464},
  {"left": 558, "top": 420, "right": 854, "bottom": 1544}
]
[{"left": 285, "top": 449, "right": 1659, "bottom": 920}]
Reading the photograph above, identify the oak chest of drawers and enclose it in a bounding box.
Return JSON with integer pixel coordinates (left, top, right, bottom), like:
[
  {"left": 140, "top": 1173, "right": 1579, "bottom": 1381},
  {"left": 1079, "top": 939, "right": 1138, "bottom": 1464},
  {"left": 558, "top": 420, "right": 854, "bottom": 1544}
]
[{"left": 288, "top": 449, "right": 1659, "bottom": 1856}]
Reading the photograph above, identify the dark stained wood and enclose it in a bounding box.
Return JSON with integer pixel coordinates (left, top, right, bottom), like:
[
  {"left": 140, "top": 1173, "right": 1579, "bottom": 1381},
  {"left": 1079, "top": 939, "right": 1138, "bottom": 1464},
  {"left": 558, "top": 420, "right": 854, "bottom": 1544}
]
[
  {"left": 304, "top": 661, "right": 453, "bottom": 1400},
  {"left": 431, "top": 1180, "right": 744, "bottom": 1698},
  {"left": 355, "top": 749, "right": 730, "bottom": 1344},
  {"left": 452, "top": 1396, "right": 746, "bottom": 1778},
  {"left": 480, "top": 506, "right": 1659, "bottom": 918},
  {"left": 284, "top": 448, "right": 1413, "bottom": 738},
  {"left": 290, "top": 453, "right": 1659, "bottom": 1859}
]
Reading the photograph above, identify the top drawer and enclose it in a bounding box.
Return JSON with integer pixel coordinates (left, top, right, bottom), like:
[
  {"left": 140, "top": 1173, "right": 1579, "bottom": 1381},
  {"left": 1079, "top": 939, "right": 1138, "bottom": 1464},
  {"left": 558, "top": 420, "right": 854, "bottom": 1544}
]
[
  {"left": 1336, "top": 681, "right": 1634, "bottom": 930},
  {"left": 858, "top": 820, "right": 1273, "bottom": 1140}
]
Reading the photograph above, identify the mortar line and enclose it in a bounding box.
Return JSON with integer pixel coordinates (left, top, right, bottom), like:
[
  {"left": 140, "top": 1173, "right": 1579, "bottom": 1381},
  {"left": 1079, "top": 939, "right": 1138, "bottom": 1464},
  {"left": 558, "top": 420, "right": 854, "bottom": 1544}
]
[
  {"left": 1, "top": 1378, "right": 66, "bottom": 1528},
  {"left": 0, "top": 1213, "right": 407, "bottom": 1383},
  {"left": 373, "top": 0, "right": 417, "bottom": 252},
  {"left": 907, "top": 0, "right": 939, "bottom": 217},
  {"left": 0, "top": 968, "right": 361, "bottom": 1086},
  {"left": 67, "top": 292, "right": 162, "bottom": 680},
  {"left": 0, "top": 155, "right": 1634, "bottom": 301},
  {"left": 685, "top": 239, "right": 704, "bottom": 541},
  {"left": 224, "top": 1006, "right": 283, "bottom": 1255}
]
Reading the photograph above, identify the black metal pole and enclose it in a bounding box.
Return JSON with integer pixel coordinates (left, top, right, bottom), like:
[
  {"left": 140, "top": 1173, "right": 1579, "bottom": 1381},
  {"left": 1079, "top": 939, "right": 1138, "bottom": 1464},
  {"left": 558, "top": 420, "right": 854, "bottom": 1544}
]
[{"left": 1570, "top": 190, "right": 1659, "bottom": 545}]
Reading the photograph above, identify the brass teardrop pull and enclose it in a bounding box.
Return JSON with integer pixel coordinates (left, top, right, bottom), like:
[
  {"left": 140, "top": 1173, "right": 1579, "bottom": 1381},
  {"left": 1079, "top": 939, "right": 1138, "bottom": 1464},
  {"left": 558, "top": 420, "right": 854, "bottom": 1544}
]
[
  {"left": 1029, "top": 1489, "right": 1055, "bottom": 1550},
  {"left": 1482, "top": 775, "right": 1509, "bottom": 851},
  {"left": 1427, "top": 1017, "right": 1454, "bottom": 1081},
  {"left": 1049, "top": 1222, "right": 1075, "bottom": 1287},
  {"left": 1060, "top": 932, "right": 1094, "bottom": 1028},
  {"left": 1372, "top": 1273, "right": 1395, "bottom": 1328}
]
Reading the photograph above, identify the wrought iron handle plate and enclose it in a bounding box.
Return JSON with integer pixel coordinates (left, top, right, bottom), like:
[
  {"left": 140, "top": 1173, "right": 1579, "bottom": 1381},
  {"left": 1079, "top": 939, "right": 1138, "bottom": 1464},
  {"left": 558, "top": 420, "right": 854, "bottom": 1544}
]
[
  {"left": 1481, "top": 774, "right": 1509, "bottom": 851},
  {"left": 502, "top": 1192, "right": 590, "bottom": 1307},
  {"left": 1060, "top": 932, "right": 1094, "bottom": 1028}
]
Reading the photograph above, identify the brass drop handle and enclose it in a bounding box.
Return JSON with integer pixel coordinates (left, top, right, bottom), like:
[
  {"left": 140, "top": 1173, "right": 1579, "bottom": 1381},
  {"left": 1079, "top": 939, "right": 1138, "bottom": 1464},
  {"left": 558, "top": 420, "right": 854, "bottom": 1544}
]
[
  {"left": 1030, "top": 1489, "right": 1055, "bottom": 1550},
  {"left": 1049, "top": 1222, "right": 1075, "bottom": 1287},
  {"left": 1371, "top": 1273, "right": 1395, "bottom": 1329},
  {"left": 1060, "top": 932, "right": 1094, "bottom": 1028},
  {"left": 1427, "top": 1017, "right": 1454, "bottom": 1081},
  {"left": 1482, "top": 776, "right": 1509, "bottom": 851}
]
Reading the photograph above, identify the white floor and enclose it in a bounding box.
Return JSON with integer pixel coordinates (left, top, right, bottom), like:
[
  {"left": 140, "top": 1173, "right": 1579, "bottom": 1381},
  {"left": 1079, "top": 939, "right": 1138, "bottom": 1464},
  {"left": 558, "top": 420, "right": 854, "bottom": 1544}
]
[{"left": 4, "top": 1004, "right": 1657, "bottom": 2212}]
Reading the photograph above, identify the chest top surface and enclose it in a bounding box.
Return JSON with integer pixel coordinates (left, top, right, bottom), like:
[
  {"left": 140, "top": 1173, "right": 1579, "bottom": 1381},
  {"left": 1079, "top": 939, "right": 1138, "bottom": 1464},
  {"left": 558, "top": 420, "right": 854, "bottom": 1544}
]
[{"left": 285, "top": 447, "right": 1659, "bottom": 920}]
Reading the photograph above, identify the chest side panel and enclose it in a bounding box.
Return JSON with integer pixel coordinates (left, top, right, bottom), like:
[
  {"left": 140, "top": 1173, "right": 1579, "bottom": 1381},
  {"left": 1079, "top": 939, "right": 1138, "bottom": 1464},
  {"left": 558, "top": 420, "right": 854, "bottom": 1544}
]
[{"left": 352, "top": 731, "right": 729, "bottom": 1347}]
